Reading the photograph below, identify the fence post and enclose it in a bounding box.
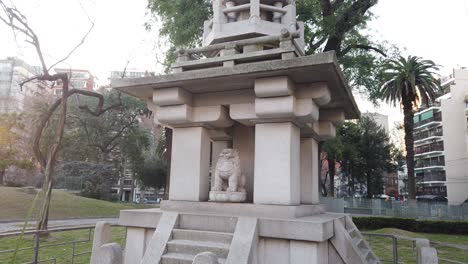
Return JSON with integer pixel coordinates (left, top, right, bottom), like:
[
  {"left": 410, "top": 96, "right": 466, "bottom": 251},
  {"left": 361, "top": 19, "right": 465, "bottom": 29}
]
[
  {"left": 32, "top": 231, "right": 40, "bottom": 264},
  {"left": 392, "top": 236, "right": 398, "bottom": 264},
  {"left": 415, "top": 238, "right": 438, "bottom": 264}
]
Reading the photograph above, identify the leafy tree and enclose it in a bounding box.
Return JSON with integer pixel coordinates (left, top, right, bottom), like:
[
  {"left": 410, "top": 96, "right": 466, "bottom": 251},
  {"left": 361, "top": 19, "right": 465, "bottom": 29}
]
[
  {"left": 146, "top": 0, "right": 397, "bottom": 100},
  {"left": 355, "top": 116, "right": 393, "bottom": 198},
  {"left": 64, "top": 91, "right": 148, "bottom": 163},
  {"left": 63, "top": 91, "right": 151, "bottom": 201},
  {"left": 0, "top": 1, "right": 119, "bottom": 231},
  {"left": 134, "top": 130, "right": 167, "bottom": 190},
  {"left": 0, "top": 113, "right": 34, "bottom": 185},
  {"left": 55, "top": 161, "right": 116, "bottom": 200},
  {"left": 321, "top": 133, "right": 343, "bottom": 196},
  {"left": 324, "top": 116, "right": 396, "bottom": 197},
  {"left": 380, "top": 56, "right": 441, "bottom": 200}
]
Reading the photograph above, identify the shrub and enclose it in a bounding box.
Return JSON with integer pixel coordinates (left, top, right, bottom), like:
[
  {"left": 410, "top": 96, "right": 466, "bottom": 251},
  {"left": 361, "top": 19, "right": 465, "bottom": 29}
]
[{"left": 353, "top": 216, "right": 468, "bottom": 235}]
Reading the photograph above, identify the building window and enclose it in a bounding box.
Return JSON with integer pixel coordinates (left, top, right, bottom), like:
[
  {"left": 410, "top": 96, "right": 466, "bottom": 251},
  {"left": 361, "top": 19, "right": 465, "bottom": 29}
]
[{"left": 124, "top": 179, "right": 133, "bottom": 185}]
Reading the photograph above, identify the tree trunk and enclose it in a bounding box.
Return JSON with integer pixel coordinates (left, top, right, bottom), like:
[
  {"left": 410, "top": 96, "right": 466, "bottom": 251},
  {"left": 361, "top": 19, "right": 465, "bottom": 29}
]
[
  {"left": 119, "top": 162, "right": 125, "bottom": 202},
  {"left": 402, "top": 97, "right": 416, "bottom": 200},
  {"left": 36, "top": 180, "right": 53, "bottom": 231},
  {"left": 328, "top": 158, "right": 335, "bottom": 197},
  {"left": 164, "top": 127, "right": 172, "bottom": 200},
  {"left": 366, "top": 172, "right": 372, "bottom": 198},
  {"left": 0, "top": 169, "right": 4, "bottom": 185}
]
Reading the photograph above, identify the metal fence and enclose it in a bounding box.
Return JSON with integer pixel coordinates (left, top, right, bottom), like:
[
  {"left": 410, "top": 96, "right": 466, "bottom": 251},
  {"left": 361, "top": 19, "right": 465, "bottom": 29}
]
[
  {"left": 363, "top": 232, "right": 468, "bottom": 264},
  {"left": 0, "top": 225, "right": 126, "bottom": 264},
  {"left": 321, "top": 197, "right": 468, "bottom": 220}
]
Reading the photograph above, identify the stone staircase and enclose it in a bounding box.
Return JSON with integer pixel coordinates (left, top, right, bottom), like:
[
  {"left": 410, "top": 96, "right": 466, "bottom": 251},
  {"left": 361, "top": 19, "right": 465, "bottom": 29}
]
[
  {"left": 344, "top": 216, "right": 380, "bottom": 264},
  {"left": 160, "top": 214, "right": 236, "bottom": 264}
]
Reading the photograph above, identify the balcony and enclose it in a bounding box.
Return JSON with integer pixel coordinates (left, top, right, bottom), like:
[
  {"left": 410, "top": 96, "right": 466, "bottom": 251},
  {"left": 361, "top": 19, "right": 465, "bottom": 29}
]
[
  {"left": 417, "top": 171, "right": 446, "bottom": 182},
  {"left": 415, "top": 160, "right": 445, "bottom": 169},
  {"left": 414, "top": 115, "right": 442, "bottom": 129},
  {"left": 414, "top": 129, "right": 443, "bottom": 142},
  {"left": 414, "top": 142, "right": 444, "bottom": 156}
]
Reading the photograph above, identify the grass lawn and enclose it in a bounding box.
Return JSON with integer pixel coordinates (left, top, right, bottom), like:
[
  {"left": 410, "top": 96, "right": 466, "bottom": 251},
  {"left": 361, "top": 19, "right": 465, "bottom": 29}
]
[
  {"left": 0, "top": 226, "right": 126, "bottom": 264},
  {"left": 0, "top": 186, "right": 153, "bottom": 221},
  {"left": 365, "top": 228, "right": 468, "bottom": 264}
]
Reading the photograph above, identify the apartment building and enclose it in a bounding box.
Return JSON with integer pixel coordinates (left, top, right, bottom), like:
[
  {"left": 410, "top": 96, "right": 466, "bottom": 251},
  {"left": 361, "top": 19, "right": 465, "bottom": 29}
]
[
  {"left": 413, "top": 68, "right": 468, "bottom": 204},
  {"left": 0, "top": 57, "right": 46, "bottom": 113},
  {"left": 53, "top": 68, "right": 95, "bottom": 95}
]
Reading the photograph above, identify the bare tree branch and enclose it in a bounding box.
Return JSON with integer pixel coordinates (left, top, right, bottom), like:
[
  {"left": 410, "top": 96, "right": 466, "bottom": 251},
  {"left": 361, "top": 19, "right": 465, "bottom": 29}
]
[
  {"left": 331, "top": 0, "right": 345, "bottom": 11},
  {"left": 340, "top": 44, "right": 387, "bottom": 57},
  {"left": 47, "top": 21, "right": 95, "bottom": 72},
  {"left": 309, "top": 35, "right": 328, "bottom": 52}
]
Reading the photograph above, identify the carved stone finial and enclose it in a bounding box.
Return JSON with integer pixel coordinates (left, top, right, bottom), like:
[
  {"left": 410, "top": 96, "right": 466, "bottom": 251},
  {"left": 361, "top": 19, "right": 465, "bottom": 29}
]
[
  {"left": 280, "top": 28, "right": 290, "bottom": 39},
  {"left": 210, "top": 148, "right": 247, "bottom": 202}
]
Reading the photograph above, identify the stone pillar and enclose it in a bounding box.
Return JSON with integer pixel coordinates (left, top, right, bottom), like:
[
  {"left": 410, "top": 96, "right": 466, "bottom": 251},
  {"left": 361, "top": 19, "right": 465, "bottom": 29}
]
[
  {"left": 169, "top": 127, "right": 211, "bottom": 201},
  {"left": 300, "top": 137, "right": 320, "bottom": 204},
  {"left": 254, "top": 122, "right": 300, "bottom": 205},
  {"left": 250, "top": 0, "right": 260, "bottom": 23}
]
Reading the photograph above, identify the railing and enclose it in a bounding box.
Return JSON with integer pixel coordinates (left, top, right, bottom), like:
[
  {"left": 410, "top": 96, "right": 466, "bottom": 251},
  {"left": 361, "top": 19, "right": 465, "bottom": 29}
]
[
  {"left": 0, "top": 225, "right": 126, "bottom": 264},
  {"left": 415, "top": 160, "right": 445, "bottom": 168},
  {"left": 417, "top": 171, "right": 446, "bottom": 182},
  {"left": 362, "top": 232, "right": 468, "bottom": 264},
  {"left": 414, "top": 143, "right": 444, "bottom": 155},
  {"left": 321, "top": 197, "right": 468, "bottom": 221},
  {"left": 414, "top": 129, "right": 443, "bottom": 141},
  {"left": 415, "top": 116, "right": 442, "bottom": 128}
]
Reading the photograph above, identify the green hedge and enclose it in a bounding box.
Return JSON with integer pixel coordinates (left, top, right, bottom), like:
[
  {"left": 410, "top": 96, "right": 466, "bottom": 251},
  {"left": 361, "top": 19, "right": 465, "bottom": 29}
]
[{"left": 353, "top": 217, "right": 468, "bottom": 235}]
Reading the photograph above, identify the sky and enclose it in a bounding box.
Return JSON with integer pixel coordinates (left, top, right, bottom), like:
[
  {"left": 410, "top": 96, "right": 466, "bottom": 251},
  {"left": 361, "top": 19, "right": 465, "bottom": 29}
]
[{"left": 1, "top": 0, "right": 468, "bottom": 127}]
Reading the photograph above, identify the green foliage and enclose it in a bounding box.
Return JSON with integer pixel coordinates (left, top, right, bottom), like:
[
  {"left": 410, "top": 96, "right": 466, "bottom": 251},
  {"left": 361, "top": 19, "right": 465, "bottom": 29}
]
[
  {"left": 323, "top": 116, "right": 397, "bottom": 197},
  {"left": 379, "top": 55, "right": 441, "bottom": 200},
  {"left": 134, "top": 129, "right": 167, "bottom": 189},
  {"left": 353, "top": 217, "right": 468, "bottom": 235},
  {"left": 146, "top": 0, "right": 212, "bottom": 47},
  {"left": 55, "top": 161, "right": 116, "bottom": 200},
  {"left": 63, "top": 90, "right": 150, "bottom": 164},
  {"left": 380, "top": 56, "right": 442, "bottom": 107},
  {"left": 146, "top": 0, "right": 398, "bottom": 100},
  {"left": 0, "top": 113, "right": 34, "bottom": 184}
]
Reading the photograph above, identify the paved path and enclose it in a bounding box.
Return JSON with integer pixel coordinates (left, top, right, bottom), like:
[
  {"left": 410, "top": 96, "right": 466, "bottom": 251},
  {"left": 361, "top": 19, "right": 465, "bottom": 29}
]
[{"left": 0, "top": 217, "right": 118, "bottom": 234}]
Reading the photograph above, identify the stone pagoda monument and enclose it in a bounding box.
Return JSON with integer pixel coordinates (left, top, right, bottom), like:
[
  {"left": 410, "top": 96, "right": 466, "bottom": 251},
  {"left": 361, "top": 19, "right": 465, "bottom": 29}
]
[{"left": 92, "top": 0, "right": 380, "bottom": 263}]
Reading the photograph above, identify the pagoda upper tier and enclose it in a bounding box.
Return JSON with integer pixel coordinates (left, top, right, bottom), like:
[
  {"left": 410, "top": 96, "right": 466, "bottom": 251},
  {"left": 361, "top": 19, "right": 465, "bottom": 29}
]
[{"left": 203, "top": 0, "right": 304, "bottom": 53}]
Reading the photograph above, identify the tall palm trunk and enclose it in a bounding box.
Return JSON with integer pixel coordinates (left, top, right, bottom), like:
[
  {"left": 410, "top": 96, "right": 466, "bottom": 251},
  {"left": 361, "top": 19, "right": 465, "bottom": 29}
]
[{"left": 402, "top": 97, "right": 416, "bottom": 200}]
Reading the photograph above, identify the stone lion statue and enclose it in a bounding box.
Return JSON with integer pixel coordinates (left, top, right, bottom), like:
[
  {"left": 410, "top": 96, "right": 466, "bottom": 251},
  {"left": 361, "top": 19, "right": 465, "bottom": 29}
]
[{"left": 212, "top": 148, "right": 246, "bottom": 193}]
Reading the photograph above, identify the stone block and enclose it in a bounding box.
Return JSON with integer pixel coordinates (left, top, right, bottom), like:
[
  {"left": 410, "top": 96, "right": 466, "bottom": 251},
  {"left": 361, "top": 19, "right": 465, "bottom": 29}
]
[
  {"left": 226, "top": 217, "right": 258, "bottom": 264},
  {"left": 153, "top": 87, "right": 192, "bottom": 106},
  {"left": 123, "top": 228, "right": 146, "bottom": 264},
  {"left": 156, "top": 104, "right": 192, "bottom": 124},
  {"left": 169, "top": 127, "right": 211, "bottom": 201},
  {"left": 255, "top": 76, "right": 295, "bottom": 98},
  {"left": 254, "top": 122, "right": 300, "bottom": 205},
  {"left": 300, "top": 138, "right": 320, "bottom": 204},
  {"left": 141, "top": 212, "right": 179, "bottom": 264},
  {"left": 255, "top": 96, "right": 296, "bottom": 118},
  {"left": 209, "top": 191, "right": 247, "bottom": 202}
]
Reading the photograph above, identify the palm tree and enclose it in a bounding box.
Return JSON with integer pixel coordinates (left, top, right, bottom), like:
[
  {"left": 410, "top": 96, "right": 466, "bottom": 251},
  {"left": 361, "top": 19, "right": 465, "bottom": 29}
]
[{"left": 380, "top": 55, "right": 441, "bottom": 200}]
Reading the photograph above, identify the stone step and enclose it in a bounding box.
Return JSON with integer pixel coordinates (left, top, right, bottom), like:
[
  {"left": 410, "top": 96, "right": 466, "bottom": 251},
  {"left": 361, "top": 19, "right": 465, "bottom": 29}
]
[
  {"left": 348, "top": 227, "right": 357, "bottom": 237},
  {"left": 161, "top": 252, "right": 226, "bottom": 264},
  {"left": 167, "top": 239, "right": 230, "bottom": 258},
  {"left": 172, "top": 229, "right": 233, "bottom": 244},
  {"left": 178, "top": 214, "right": 237, "bottom": 233},
  {"left": 353, "top": 237, "right": 364, "bottom": 248}
]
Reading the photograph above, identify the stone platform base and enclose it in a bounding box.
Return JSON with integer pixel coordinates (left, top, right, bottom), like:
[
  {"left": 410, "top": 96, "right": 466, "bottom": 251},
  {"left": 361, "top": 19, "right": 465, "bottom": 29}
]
[
  {"left": 209, "top": 191, "right": 247, "bottom": 203},
  {"left": 160, "top": 200, "right": 324, "bottom": 218},
  {"left": 116, "top": 207, "right": 380, "bottom": 264}
]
